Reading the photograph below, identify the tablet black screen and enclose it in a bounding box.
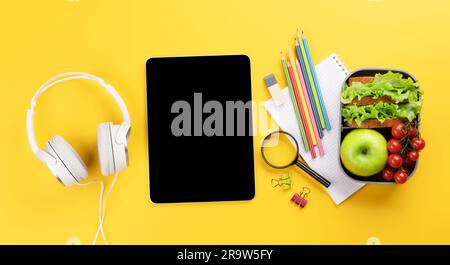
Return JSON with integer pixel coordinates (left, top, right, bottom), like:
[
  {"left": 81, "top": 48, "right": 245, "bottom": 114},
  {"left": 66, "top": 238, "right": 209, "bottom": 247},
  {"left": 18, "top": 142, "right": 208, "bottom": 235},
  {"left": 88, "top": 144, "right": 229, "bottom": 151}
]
[{"left": 146, "top": 55, "right": 255, "bottom": 203}]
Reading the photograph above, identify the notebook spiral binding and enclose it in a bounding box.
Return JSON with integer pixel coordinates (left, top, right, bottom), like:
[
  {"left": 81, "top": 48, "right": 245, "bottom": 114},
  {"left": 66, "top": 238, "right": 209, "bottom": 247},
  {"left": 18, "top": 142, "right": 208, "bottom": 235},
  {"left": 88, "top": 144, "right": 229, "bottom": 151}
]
[{"left": 331, "top": 53, "right": 349, "bottom": 76}]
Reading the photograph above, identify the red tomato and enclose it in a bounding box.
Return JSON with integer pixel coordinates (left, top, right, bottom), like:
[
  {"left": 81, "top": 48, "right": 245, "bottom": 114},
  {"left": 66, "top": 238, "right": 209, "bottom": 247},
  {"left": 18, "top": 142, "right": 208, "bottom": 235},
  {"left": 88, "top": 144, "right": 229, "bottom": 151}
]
[
  {"left": 407, "top": 150, "right": 419, "bottom": 161},
  {"left": 398, "top": 167, "right": 409, "bottom": 175},
  {"left": 382, "top": 168, "right": 395, "bottom": 181},
  {"left": 409, "top": 127, "right": 418, "bottom": 138},
  {"left": 406, "top": 159, "right": 416, "bottom": 167},
  {"left": 387, "top": 139, "right": 402, "bottom": 153},
  {"left": 411, "top": 138, "right": 426, "bottom": 151},
  {"left": 391, "top": 123, "right": 407, "bottom": 139},
  {"left": 394, "top": 171, "right": 408, "bottom": 184},
  {"left": 388, "top": 154, "right": 403, "bottom": 168}
]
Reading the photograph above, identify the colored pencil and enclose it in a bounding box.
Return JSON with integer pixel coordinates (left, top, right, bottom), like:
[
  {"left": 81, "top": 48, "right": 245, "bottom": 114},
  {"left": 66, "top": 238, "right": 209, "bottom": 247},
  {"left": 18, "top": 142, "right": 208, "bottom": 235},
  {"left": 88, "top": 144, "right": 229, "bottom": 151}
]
[
  {"left": 281, "top": 52, "right": 309, "bottom": 152},
  {"left": 297, "top": 30, "right": 326, "bottom": 130},
  {"left": 301, "top": 31, "right": 331, "bottom": 131},
  {"left": 288, "top": 48, "right": 317, "bottom": 146},
  {"left": 294, "top": 39, "right": 323, "bottom": 139},
  {"left": 294, "top": 56, "right": 325, "bottom": 156},
  {"left": 287, "top": 60, "right": 316, "bottom": 158}
]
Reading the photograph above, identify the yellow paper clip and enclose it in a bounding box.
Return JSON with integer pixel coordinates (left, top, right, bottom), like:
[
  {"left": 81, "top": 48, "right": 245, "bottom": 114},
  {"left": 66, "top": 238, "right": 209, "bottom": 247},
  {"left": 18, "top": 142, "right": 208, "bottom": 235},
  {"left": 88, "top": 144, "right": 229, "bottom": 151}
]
[{"left": 271, "top": 173, "right": 292, "bottom": 190}]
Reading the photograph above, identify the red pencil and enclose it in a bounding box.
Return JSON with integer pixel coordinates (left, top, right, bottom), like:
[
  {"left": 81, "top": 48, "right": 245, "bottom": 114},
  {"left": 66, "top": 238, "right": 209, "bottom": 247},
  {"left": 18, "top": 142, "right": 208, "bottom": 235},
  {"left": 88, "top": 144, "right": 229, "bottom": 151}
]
[
  {"left": 287, "top": 60, "right": 316, "bottom": 158},
  {"left": 294, "top": 56, "right": 324, "bottom": 157}
]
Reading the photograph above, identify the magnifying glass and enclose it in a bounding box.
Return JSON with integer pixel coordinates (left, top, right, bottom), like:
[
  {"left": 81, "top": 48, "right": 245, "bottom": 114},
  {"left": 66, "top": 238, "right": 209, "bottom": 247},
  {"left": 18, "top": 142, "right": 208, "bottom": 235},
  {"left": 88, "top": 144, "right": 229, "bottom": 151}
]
[{"left": 261, "top": 131, "right": 331, "bottom": 188}]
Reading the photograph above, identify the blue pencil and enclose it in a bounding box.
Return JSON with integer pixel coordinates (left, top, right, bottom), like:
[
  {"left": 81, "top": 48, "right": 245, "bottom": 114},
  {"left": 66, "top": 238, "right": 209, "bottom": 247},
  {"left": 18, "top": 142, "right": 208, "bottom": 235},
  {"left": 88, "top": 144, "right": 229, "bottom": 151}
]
[
  {"left": 295, "top": 40, "right": 323, "bottom": 139},
  {"left": 302, "top": 32, "right": 331, "bottom": 131}
]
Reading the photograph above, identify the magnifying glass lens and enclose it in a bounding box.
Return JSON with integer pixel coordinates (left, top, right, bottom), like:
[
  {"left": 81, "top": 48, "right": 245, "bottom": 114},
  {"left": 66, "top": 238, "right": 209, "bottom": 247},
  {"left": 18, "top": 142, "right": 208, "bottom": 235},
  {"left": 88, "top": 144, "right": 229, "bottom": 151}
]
[
  {"left": 261, "top": 132, "right": 298, "bottom": 168},
  {"left": 261, "top": 131, "right": 332, "bottom": 188}
]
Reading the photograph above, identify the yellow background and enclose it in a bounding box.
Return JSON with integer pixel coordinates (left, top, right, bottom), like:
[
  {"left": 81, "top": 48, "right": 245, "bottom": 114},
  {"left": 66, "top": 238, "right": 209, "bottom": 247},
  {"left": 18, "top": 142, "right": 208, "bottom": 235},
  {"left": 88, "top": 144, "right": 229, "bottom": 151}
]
[{"left": 1, "top": 0, "right": 450, "bottom": 244}]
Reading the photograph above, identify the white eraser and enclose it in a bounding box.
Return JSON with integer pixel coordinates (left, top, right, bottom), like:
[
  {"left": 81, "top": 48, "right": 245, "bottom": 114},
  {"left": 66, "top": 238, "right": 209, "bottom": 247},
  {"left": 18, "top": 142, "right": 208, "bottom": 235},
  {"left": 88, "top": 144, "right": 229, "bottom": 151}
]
[{"left": 264, "top": 74, "right": 287, "bottom": 106}]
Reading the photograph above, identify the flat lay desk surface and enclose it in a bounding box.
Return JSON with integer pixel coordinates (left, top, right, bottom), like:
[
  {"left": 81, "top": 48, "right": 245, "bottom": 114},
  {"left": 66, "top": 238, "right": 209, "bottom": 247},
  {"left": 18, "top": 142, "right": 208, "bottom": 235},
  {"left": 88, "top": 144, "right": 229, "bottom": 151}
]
[{"left": 2, "top": 0, "right": 450, "bottom": 244}]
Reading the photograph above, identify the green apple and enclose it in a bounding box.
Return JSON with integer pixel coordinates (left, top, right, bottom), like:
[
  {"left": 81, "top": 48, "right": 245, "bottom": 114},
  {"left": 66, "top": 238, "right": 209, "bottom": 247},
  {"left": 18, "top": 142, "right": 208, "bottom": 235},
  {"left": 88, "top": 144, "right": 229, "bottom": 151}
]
[{"left": 340, "top": 129, "right": 388, "bottom": 177}]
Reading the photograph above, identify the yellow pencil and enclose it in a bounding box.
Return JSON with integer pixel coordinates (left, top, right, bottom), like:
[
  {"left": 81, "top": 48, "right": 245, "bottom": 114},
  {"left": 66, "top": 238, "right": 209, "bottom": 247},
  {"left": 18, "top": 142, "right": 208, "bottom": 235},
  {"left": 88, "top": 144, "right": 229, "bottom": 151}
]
[{"left": 288, "top": 48, "right": 317, "bottom": 145}]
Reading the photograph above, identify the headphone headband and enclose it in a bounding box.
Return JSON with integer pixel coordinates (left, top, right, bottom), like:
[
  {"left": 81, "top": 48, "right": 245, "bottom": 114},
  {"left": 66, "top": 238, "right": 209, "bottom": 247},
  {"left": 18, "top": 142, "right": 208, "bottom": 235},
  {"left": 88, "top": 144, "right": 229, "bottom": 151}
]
[{"left": 26, "top": 72, "right": 131, "bottom": 163}]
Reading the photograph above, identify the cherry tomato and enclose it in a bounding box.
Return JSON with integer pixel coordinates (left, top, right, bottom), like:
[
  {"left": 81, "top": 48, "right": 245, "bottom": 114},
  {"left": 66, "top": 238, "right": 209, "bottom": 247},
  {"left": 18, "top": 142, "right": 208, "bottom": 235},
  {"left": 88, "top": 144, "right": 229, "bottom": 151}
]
[
  {"left": 387, "top": 139, "right": 402, "bottom": 153},
  {"left": 391, "top": 123, "right": 407, "bottom": 139},
  {"left": 407, "top": 150, "right": 419, "bottom": 161},
  {"left": 382, "top": 168, "right": 395, "bottom": 181},
  {"left": 398, "top": 167, "right": 409, "bottom": 175},
  {"left": 409, "top": 127, "right": 418, "bottom": 138},
  {"left": 411, "top": 138, "right": 426, "bottom": 151},
  {"left": 388, "top": 154, "right": 403, "bottom": 168},
  {"left": 406, "top": 159, "right": 416, "bottom": 167},
  {"left": 394, "top": 170, "right": 408, "bottom": 184}
]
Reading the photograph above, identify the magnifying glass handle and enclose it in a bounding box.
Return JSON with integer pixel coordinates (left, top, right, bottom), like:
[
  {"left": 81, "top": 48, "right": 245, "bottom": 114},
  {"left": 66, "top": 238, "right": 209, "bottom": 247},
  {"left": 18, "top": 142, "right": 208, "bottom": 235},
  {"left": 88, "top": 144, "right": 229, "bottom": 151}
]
[{"left": 295, "top": 160, "right": 331, "bottom": 188}]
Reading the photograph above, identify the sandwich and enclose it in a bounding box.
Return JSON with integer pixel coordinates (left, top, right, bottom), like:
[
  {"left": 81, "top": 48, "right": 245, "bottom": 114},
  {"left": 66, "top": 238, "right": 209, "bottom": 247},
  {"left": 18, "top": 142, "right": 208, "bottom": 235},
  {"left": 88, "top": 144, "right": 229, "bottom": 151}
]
[{"left": 341, "top": 71, "right": 422, "bottom": 128}]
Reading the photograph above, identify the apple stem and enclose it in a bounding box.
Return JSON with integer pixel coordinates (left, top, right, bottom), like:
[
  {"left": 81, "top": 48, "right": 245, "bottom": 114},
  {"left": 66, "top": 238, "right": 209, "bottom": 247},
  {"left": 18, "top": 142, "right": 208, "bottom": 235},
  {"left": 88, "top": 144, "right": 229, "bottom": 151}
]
[{"left": 362, "top": 147, "right": 369, "bottom": 154}]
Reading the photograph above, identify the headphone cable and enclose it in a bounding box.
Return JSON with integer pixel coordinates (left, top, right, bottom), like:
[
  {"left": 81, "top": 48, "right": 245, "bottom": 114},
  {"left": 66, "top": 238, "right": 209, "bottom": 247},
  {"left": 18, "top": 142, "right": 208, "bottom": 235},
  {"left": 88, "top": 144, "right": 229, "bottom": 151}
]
[
  {"left": 76, "top": 172, "right": 119, "bottom": 245},
  {"left": 93, "top": 171, "right": 120, "bottom": 245}
]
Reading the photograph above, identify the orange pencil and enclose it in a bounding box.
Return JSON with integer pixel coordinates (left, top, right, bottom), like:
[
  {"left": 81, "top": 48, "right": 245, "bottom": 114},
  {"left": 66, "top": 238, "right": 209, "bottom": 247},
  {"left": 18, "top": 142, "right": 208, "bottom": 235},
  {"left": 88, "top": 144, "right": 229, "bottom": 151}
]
[
  {"left": 287, "top": 60, "right": 316, "bottom": 158},
  {"left": 288, "top": 49, "right": 317, "bottom": 146},
  {"left": 294, "top": 56, "right": 324, "bottom": 156}
]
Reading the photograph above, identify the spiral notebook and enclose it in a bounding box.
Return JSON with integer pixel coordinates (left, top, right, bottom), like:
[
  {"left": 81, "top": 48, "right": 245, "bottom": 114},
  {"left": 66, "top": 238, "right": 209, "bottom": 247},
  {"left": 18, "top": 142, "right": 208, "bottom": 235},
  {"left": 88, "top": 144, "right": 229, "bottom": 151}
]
[{"left": 264, "top": 53, "right": 365, "bottom": 205}]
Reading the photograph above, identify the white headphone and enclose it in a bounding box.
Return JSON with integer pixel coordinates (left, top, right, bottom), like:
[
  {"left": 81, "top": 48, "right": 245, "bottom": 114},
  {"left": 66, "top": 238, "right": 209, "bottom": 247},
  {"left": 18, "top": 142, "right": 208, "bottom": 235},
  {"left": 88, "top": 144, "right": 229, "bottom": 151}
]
[{"left": 26, "top": 72, "right": 131, "bottom": 187}]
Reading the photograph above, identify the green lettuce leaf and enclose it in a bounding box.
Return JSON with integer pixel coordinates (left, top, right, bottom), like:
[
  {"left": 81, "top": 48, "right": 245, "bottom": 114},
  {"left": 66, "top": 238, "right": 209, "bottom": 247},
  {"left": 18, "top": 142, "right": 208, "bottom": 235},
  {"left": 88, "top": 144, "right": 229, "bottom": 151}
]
[
  {"left": 342, "top": 102, "right": 422, "bottom": 126},
  {"left": 341, "top": 71, "right": 421, "bottom": 104},
  {"left": 397, "top": 101, "right": 422, "bottom": 121}
]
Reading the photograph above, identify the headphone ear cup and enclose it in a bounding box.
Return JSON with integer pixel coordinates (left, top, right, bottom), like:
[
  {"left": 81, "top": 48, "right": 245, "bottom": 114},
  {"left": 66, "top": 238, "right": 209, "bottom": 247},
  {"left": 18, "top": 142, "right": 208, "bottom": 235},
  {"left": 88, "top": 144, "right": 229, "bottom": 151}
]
[
  {"left": 109, "top": 123, "right": 128, "bottom": 173},
  {"left": 97, "top": 122, "right": 115, "bottom": 176},
  {"left": 44, "top": 135, "right": 88, "bottom": 186},
  {"left": 97, "top": 122, "right": 129, "bottom": 177}
]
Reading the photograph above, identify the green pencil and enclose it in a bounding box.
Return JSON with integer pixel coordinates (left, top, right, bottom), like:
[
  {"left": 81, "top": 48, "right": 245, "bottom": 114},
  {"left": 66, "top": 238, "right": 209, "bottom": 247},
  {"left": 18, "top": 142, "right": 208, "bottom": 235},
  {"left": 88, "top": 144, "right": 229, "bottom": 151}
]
[
  {"left": 297, "top": 30, "right": 326, "bottom": 129},
  {"left": 281, "top": 52, "right": 309, "bottom": 151},
  {"left": 302, "top": 31, "right": 331, "bottom": 131}
]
